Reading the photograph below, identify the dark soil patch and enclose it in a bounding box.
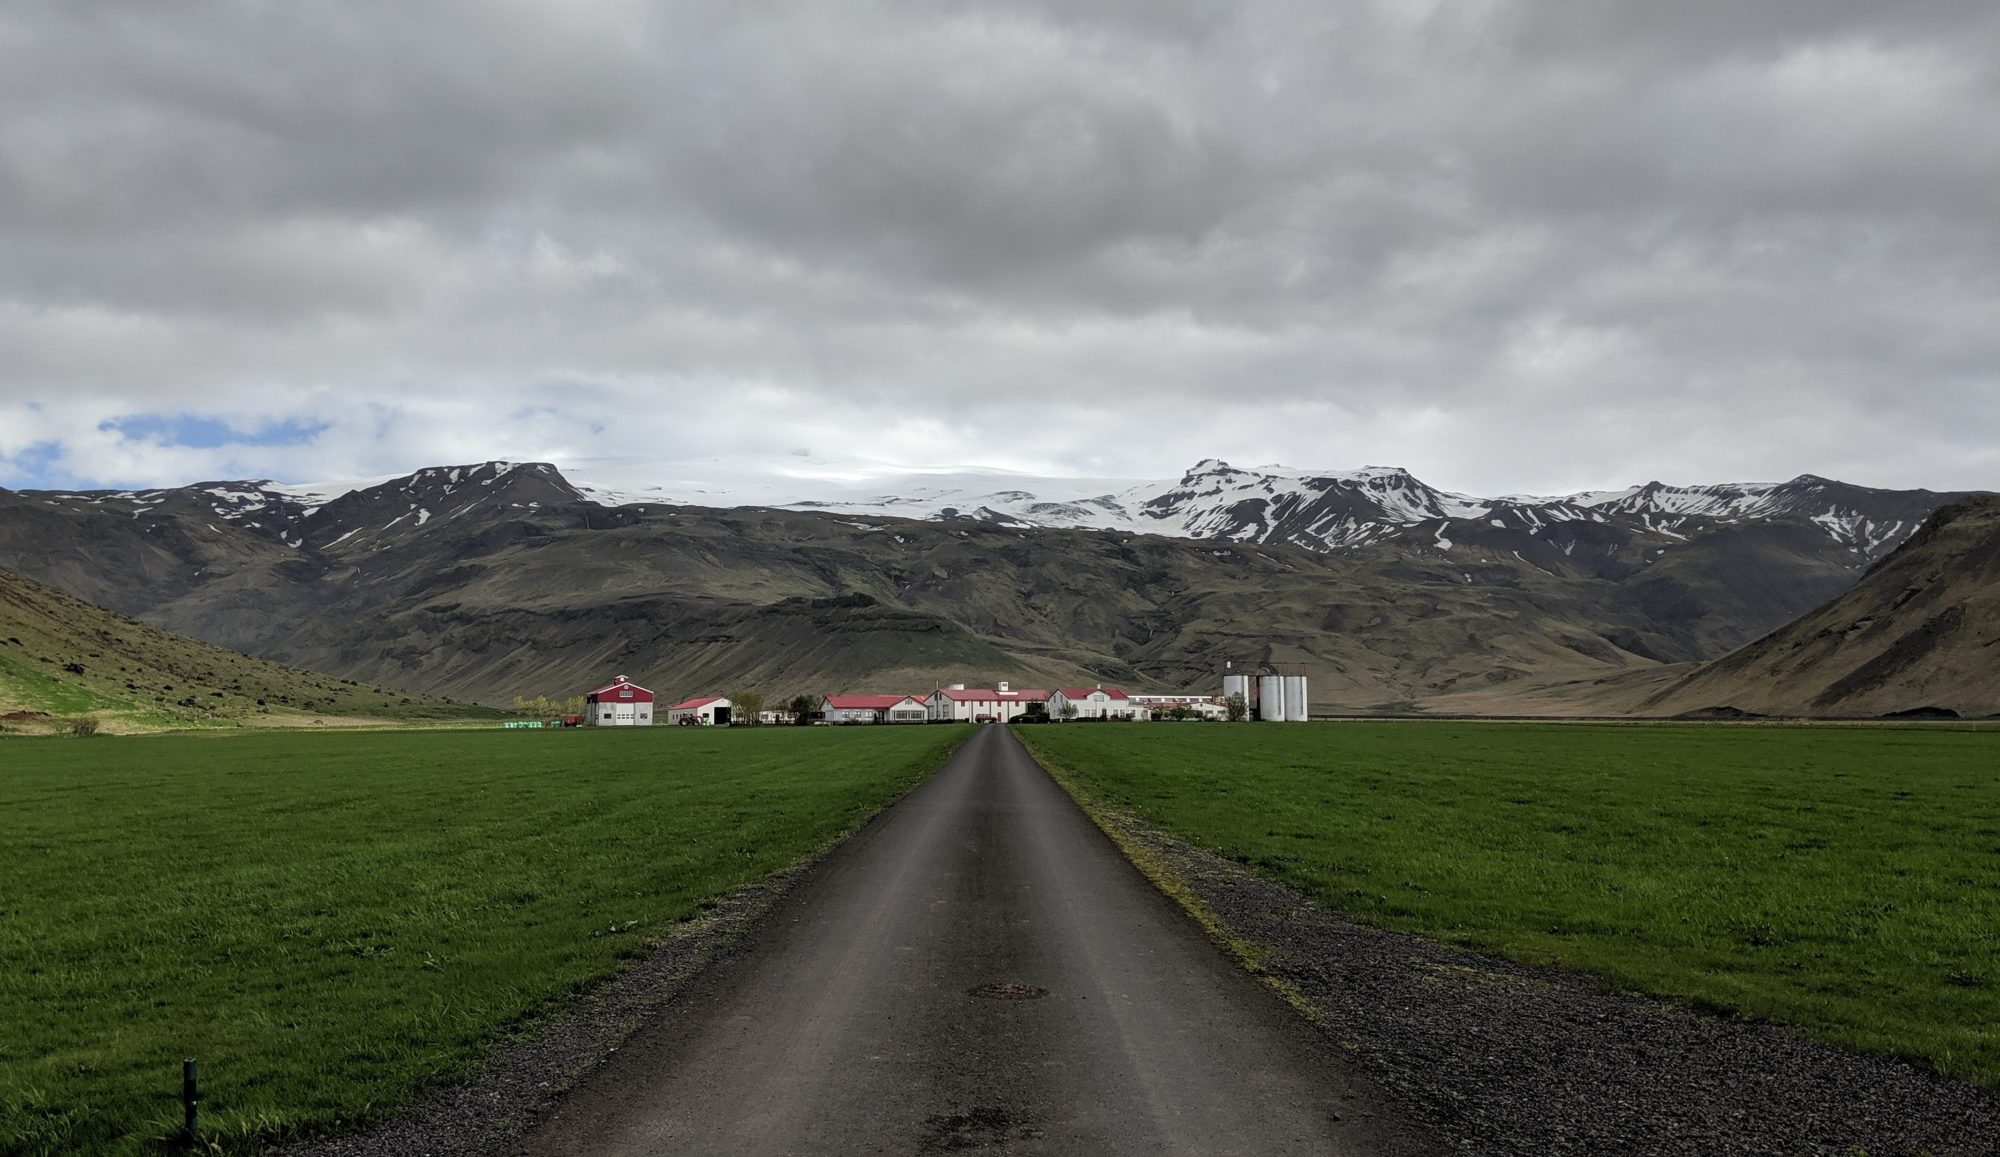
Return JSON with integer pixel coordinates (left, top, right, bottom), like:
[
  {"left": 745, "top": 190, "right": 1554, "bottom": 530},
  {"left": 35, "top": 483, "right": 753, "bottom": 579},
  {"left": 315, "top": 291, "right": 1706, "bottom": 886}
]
[
  {"left": 1084, "top": 804, "right": 2000, "bottom": 1156},
  {"left": 1817, "top": 604, "right": 1966, "bottom": 707},
  {"left": 1882, "top": 705, "right": 1963, "bottom": 720},
  {"left": 965, "top": 981, "right": 1047, "bottom": 1000},
  {"left": 921, "top": 1105, "right": 1042, "bottom": 1151},
  {"left": 1674, "top": 704, "right": 1766, "bottom": 720}
]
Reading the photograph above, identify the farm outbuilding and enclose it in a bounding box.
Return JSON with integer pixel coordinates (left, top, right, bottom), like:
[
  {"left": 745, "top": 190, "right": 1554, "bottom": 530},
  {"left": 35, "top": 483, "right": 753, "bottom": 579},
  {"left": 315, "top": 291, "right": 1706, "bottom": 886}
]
[
  {"left": 1130, "top": 694, "right": 1228, "bottom": 721},
  {"left": 1048, "top": 687, "right": 1136, "bottom": 720},
  {"left": 821, "top": 694, "right": 928, "bottom": 724},
  {"left": 667, "top": 696, "right": 731, "bottom": 726},
  {"left": 585, "top": 676, "right": 655, "bottom": 726}
]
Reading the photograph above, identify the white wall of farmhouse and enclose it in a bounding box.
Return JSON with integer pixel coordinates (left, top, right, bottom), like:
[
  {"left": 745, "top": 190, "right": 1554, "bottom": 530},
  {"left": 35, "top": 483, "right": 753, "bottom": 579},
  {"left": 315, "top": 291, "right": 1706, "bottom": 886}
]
[{"left": 1049, "top": 689, "right": 1134, "bottom": 720}]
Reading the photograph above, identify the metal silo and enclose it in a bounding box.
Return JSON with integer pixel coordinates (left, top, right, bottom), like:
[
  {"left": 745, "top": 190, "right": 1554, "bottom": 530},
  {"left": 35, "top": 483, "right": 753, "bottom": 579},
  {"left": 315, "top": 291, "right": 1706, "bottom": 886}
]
[
  {"left": 1223, "top": 674, "right": 1251, "bottom": 714},
  {"left": 1284, "top": 675, "right": 1308, "bottom": 722},
  {"left": 1259, "top": 675, "right": 1287, "bottom": 722}
]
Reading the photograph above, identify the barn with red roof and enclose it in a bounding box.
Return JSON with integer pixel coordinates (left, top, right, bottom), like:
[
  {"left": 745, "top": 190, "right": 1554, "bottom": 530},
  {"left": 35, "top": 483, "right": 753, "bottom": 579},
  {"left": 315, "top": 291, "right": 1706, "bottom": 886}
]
[
  {"left": 585, "top": 675, "right": 655, "bottom": 727},
  {"left": 666, "top": 696, "right": 732, "bottom": 726}
]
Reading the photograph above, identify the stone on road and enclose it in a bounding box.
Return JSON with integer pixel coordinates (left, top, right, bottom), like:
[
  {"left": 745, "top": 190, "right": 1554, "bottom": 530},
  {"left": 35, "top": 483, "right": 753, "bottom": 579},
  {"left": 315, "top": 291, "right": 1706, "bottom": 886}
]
[{"left": 508, "top": 724, "right": 1427, "bottom": 1155}]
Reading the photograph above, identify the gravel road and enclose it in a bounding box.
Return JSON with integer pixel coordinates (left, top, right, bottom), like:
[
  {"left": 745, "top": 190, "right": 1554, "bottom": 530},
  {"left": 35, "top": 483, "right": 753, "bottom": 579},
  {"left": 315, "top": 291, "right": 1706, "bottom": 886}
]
[
  {"left": 296, "top": 726, "right": 1997, "bottom": 1155},
  {"left": 502, "top": 722, "right": 1427, "bottom": 1154}
]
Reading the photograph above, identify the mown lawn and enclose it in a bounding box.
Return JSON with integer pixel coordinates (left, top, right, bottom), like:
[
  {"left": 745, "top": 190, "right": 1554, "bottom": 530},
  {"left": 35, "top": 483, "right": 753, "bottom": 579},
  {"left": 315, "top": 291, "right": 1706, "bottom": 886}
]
[
  {"left": 0, "top": 724, "right": 969, "bottom": 1155},
  {"left": 1019, "top": 722, "right": 2000, "bottom": 1086}
]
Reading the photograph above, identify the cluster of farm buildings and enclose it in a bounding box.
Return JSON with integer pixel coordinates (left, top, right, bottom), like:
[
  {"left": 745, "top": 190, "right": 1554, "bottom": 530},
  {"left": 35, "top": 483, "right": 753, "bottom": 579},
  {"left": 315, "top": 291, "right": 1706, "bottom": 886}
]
[
  {"left": 577, "top": 676, "right": 1237, "bottom": 727},
  {"left": 821, "top": 683, "right": 1228, "bottom": 724}
]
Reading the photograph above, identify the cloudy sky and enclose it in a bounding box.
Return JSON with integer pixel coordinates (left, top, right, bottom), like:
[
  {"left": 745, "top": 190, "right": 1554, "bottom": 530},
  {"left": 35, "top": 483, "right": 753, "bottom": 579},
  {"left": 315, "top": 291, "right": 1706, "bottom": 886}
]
[{"left": 2, "top": 1, "right": 1995, "bottom": 498}]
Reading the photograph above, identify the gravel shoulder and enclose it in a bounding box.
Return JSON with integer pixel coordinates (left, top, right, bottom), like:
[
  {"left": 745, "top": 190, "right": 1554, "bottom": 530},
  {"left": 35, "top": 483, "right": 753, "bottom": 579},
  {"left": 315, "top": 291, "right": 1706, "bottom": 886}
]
[{"left": 1040, "top": 760, "right": 2000, "bottom": 1156}]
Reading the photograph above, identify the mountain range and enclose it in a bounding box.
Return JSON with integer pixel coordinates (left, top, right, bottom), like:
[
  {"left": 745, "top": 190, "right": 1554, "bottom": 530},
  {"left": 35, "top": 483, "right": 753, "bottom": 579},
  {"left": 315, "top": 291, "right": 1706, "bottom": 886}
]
[
  {"left": 575, "top": 458, "right": 1940, "bottom": 559},
  {"left": 0, "top": 459, "right": 1984, "bottom": 714}
]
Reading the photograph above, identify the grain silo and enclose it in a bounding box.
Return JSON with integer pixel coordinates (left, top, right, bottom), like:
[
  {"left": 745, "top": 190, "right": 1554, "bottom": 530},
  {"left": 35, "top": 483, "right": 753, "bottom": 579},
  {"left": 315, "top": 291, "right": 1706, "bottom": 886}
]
[
  {"left": 1223, "top": 673, "right": 1252, "bottom": 715},
  {"left": 1258, "top": 674, "right": 1287, "bottom": 722},
  {"left": 1284, "top": 674, "right": 1308, "bottom": 722}
]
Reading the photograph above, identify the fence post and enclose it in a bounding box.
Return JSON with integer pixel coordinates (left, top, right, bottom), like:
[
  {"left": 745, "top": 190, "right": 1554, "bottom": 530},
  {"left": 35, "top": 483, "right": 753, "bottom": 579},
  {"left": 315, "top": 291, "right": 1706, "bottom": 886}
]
[{"left": 182, "top": 1057, "right": 198, "bottom": 1140}]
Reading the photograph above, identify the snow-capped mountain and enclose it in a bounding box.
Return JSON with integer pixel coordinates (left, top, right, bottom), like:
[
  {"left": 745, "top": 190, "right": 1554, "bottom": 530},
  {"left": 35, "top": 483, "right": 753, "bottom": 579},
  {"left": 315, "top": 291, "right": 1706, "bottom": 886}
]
[
  {"left": 715, "top": 459, "right": 1967, "bottom": 561},
  {"left": 15, "top": 458, "right": 1974, "bottom": 564},
  {"left": 21, "top": 461, "right": 586, "bottom": 552}
]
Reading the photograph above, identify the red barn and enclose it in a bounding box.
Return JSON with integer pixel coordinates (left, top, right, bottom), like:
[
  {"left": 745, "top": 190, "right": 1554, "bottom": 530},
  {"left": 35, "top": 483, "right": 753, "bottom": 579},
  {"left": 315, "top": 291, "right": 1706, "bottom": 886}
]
[{"left": 585, "top": 675, "right": 655, "bottom": 727}]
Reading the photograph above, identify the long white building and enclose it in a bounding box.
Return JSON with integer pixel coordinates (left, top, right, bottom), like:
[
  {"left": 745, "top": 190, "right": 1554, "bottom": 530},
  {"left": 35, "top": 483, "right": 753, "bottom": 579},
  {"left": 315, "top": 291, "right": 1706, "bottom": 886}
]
[
  {"left": 926, "top": 682, "right": 1049, "bottom": 722},
  {"left": 821, "top": 694, "right": 928, "bottom": 724},
  {"left": 1128, "top": 694, "right": 1227, "bottom": 720},
  {"left": 1047, "top": 686, "right": 1138, "bottom": 720}
]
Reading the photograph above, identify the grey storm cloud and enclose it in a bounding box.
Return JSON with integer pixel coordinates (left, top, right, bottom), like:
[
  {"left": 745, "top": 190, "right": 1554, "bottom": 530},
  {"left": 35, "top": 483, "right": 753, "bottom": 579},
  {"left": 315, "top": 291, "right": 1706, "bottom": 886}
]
[{"left": 0, "top": 0, "right": 1995, "bottom": 494}]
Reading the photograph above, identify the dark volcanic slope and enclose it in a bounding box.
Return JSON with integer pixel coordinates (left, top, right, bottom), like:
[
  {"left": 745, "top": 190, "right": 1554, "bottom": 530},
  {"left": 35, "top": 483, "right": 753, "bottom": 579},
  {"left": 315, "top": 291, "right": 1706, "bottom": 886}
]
[
  {"left": 0, "top": 462, "right": 1979, "bottom": 709},
  {"left": 1647, "top": 496, "right": 2000, "bottom": 718}
]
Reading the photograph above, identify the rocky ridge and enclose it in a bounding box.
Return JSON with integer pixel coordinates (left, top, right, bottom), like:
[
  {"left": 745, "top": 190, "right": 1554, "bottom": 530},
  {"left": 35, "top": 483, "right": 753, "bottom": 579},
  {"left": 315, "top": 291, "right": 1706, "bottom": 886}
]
[{"left": 1645, "top": 495, "right": 2000, "bottom": 718}]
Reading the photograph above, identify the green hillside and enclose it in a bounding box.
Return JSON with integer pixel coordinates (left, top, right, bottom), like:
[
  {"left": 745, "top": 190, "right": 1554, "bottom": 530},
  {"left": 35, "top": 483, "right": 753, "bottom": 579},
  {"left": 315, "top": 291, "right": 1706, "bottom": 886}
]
[{"left": 0, "top": 566, "right": 493, "bottom": 732}]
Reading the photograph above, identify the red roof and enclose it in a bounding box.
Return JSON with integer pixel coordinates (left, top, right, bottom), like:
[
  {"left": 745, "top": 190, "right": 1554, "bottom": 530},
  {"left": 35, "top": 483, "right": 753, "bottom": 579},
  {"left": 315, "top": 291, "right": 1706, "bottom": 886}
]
[
  {"left": 586, "top": 674, "right": 653, "bottom": 697},
  {"left": 669, "top": 696, "right": 726, "bottom": 711},
  {"left": 933, "top": 687, "right": 1048, "bottom": 702},
  {"left": 823, "top": 694, "right": 919, "bottom": 710},
  {"left": 1056, "top": 687, "right": 1129, "bottom": 700}
]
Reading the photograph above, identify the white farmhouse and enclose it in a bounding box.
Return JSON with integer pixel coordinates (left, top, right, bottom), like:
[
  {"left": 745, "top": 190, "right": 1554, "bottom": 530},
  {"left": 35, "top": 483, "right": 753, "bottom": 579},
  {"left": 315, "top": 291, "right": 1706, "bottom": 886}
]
[
  {"left": 821, "top": 694, "right": 928, "bottom": 724},
  {"left": 1047, "top": 686, "right": 1137, "bottom": 720},
  {"left": 926, "top": 682, "right": 1049, "bottom": 722}
]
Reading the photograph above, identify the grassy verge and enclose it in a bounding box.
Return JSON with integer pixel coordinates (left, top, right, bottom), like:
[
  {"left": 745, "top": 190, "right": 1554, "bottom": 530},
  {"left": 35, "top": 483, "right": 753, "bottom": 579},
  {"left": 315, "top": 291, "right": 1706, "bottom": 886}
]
[
  {"left": 1017, "top": 722, "right": 2000, "bottom": 1086},
  {"left": 0, "top": 724, "right": 970, "bottom": 1154}
]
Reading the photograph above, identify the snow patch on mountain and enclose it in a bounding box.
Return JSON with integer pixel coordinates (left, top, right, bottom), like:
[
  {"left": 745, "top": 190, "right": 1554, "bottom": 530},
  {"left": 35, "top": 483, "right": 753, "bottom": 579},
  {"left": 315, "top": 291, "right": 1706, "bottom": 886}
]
[
  {"left": 20, "top": 457, "right": 1963, "bottom": 563},
  {"left": 666, "top": 460, "right": 1955, "bottom": 560}
]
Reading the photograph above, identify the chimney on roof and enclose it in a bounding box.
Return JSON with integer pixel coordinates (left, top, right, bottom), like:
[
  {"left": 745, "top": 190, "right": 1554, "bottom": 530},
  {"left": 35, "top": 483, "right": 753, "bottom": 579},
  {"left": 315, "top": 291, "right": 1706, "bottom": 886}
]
[{"left": 998, "top": 680, "right": 1010, "bottom": 693}]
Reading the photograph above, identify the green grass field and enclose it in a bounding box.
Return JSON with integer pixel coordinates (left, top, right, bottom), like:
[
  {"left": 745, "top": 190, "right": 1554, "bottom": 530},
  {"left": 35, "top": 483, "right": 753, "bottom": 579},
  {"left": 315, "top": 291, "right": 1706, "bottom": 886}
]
[
  {"left": 0, "top": 724, "right": 969, "bottom": 1155},
  {"left": 1019, "top": 722, "right": 2000, "bottom": 1087}
]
